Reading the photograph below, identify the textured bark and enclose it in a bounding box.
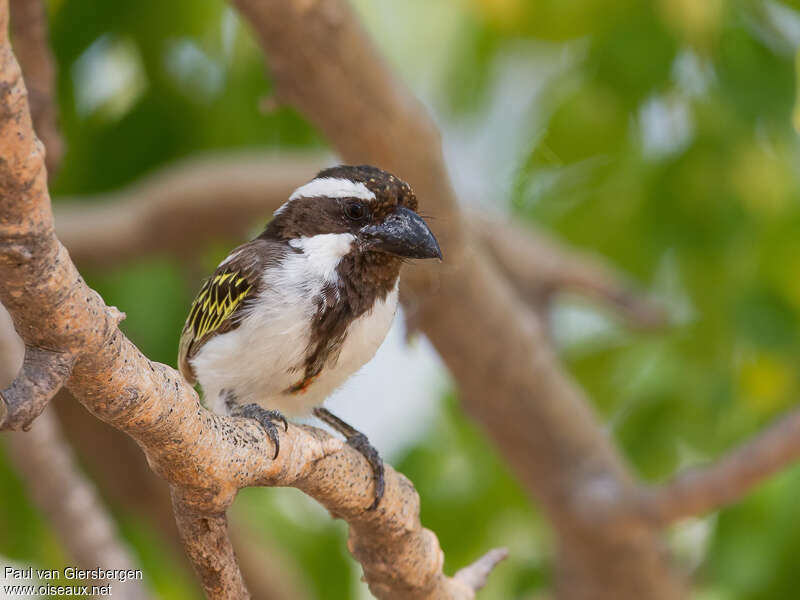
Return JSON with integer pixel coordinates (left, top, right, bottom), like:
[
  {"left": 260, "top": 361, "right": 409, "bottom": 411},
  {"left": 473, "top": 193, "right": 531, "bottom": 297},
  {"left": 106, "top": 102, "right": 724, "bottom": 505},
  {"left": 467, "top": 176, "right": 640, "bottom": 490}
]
[
  {"left": 8, "top": 0, "right": 61, "bottom": 174},
  {"left": 1, "top": 345, "right": 74, "bottom": 430},
  {"left": 172, "top": 490, "right": 250, "bottom": 599},
  {"left": 0, "top": 5, "right": 503, "bottom": 596},
  {"left": 1, "top": 8, "right": 150, "bottom": 597}
]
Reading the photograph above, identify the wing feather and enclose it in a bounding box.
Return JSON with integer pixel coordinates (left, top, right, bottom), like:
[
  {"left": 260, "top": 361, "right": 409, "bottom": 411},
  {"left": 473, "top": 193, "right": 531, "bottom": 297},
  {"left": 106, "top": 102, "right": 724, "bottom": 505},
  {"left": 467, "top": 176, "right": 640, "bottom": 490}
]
[{"left": 178, "top": 240, "right": 275, "bottom": 383}]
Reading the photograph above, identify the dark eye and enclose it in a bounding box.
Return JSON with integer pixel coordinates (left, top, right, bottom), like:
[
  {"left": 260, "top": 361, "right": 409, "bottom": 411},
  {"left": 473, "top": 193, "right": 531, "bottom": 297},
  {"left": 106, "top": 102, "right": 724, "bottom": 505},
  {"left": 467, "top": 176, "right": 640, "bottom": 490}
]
[{"left": 344, "top": 201, "right": 368, "bottom": 221}]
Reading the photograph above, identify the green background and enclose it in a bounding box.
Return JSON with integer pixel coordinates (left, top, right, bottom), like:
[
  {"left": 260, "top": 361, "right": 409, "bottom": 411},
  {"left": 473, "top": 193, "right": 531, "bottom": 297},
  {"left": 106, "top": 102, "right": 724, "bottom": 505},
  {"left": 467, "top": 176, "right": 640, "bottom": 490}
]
[{"left": 3, "top": 0, "right": 800, "bottom": 598}]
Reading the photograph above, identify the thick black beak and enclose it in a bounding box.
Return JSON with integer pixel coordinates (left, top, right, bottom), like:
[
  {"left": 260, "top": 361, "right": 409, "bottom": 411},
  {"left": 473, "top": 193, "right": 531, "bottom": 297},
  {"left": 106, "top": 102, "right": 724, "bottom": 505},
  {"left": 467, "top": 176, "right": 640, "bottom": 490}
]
[{"left": 361, "top": 206, "right": 442, "bottom": 259}]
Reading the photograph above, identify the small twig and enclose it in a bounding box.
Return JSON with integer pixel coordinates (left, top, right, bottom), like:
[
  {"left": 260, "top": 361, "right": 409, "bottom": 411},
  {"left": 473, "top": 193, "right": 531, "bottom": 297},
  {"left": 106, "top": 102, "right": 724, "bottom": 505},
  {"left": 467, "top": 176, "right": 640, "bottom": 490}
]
[
  {"left": 469, "top": 212, "right": 666, "bottom": 330},
  {"left": 0, "top": 346, "right": 74, "bottom": 431},
  {"left": 453, "top": 548, "right": 509, "bottom": 593},
  {"left": 639, "top": 407, "right": 800, "bottom": 525}
]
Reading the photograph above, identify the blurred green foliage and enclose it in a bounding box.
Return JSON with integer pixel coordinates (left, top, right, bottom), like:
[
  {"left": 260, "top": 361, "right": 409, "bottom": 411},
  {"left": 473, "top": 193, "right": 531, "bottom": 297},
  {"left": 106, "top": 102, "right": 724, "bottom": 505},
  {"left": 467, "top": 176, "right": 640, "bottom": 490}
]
[{"left": 2, "top": 0, "right": 800, "bottom": 598}]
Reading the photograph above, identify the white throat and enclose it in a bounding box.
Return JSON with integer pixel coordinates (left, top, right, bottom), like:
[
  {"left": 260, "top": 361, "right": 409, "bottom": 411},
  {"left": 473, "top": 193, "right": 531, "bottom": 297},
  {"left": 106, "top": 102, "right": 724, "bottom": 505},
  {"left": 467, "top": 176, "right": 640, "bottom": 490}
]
[{"left": 287, "top": 233, "right": 355, "bottom": 283}]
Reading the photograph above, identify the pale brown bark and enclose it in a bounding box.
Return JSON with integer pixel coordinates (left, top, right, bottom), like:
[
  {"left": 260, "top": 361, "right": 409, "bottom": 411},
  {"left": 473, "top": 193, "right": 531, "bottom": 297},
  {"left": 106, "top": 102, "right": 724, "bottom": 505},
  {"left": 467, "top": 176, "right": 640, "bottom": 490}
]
[
  {"left": 639, "top": 407, "right": 800, "bottom": 525},
  {"left": 0, "top": 303, "right": 23, "bottom": 388},
  {"left": 0, "top": 5, "right": 502, "bottom": 597},
  {"left": 1, "top": 8, "right": 150, "bottom": 596},
  {"left": 8, "top": 0, "right": 61, "bottom": 174}
]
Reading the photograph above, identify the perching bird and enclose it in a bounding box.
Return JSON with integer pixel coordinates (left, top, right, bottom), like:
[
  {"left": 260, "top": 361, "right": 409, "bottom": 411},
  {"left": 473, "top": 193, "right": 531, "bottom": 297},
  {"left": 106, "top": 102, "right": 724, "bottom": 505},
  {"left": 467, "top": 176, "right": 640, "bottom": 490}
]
[{"left": 178, "top": 165, "right": 441, "bottom": 509}]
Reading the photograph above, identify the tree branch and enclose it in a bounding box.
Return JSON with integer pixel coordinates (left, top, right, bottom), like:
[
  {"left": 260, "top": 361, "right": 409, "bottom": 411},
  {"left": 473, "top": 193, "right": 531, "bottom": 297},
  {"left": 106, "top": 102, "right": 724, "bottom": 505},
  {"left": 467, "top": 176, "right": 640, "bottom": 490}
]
[
  {"left": 2, "top": 8, "right": 152, "bottom": 597},
  {"left": 0, "top": 302, "right": 23, "bottom": 388},
  {"left": 4, "top": 407, "right": 150, "bottom": 600},
  {"left": 0, "top": 7, "right": 503, "bottom": 597},
  {"left": 638, "top": 407, "right": 800, "bottom": 525},
  {"left": 468, "top": 213, "right": 666, "bottom": 330},
  {"left": 1, "top": 345, "right": 74, "bottom": 430},
  {"left": 8, "top": 0, "right": 62, "bottom": 175},
  {"left": 54, "top": 153, "right": 328, "bottom": 266}
]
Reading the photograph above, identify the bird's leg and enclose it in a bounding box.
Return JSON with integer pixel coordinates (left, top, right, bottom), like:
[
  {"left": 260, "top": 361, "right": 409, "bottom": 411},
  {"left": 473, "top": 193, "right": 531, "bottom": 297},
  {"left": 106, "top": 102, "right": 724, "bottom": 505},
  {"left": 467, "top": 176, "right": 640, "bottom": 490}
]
[
  {"left": 225, "top": 392, "right": 288, "bottom": 460},
  {"left": 312, "top": 407, "right": 385, "bottom": 510}
]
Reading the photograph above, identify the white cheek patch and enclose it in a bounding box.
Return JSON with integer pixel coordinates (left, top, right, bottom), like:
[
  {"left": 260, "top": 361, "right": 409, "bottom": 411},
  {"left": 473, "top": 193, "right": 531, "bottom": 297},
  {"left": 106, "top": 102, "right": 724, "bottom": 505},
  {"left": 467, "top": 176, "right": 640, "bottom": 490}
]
[
  {"left": 287, "top": 233, "right": 355, "bottom": 282},
  {"left": 275, "top": 177, "right": 375, "bottom": 216}
]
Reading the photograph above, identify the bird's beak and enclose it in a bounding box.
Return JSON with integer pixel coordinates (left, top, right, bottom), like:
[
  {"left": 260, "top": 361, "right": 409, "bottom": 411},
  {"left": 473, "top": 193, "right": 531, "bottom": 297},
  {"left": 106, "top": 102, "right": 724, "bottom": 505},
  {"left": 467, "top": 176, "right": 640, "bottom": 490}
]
[{"left": 361, "top": 206, "right": 442, "bottom": 259}]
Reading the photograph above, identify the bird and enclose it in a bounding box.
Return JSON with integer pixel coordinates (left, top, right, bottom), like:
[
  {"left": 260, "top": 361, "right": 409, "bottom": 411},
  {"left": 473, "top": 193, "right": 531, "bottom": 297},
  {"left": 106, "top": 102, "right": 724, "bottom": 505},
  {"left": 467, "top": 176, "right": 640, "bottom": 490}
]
[{"left": 178, "top": 165, "right": 441, "bottom": 509}]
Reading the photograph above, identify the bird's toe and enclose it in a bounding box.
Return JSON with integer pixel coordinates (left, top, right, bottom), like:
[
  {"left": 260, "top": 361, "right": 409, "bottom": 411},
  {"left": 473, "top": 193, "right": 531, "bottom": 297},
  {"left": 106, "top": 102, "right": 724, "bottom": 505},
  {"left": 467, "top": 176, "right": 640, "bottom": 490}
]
[
  {"left": 347, "top": 432, "right": 385, "bottom": 510},
  {"left": 232, "top": 403, "right": 287, "bottom": 460}
]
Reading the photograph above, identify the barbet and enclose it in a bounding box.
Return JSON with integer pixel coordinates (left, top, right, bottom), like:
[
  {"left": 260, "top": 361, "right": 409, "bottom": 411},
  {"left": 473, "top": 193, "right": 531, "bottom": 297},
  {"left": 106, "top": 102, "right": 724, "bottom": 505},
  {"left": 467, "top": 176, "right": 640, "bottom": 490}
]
[{"left": 178, "top": 165, "right": 441, "bottom": 508}]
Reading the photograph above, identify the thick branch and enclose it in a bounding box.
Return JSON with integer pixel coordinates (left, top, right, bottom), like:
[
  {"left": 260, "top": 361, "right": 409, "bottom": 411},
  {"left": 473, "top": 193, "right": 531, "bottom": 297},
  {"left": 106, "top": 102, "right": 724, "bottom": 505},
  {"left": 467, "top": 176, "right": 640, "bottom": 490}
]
[
  {"left": 0, "top": 9, "right": 501, "bottom": 597},
  {"left": 3, "top": 8, "right": 152, "bottom": 595},
  {"left": 171, "top": 489, "right": 249, "bottom": 599}
]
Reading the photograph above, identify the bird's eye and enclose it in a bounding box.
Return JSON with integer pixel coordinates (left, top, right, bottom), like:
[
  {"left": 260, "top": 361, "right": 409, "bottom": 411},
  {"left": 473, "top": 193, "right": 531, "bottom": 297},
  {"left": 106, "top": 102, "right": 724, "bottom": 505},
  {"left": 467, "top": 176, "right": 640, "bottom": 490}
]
[{"left": 344, "top": 201, "right": 367, "bottom": 221}]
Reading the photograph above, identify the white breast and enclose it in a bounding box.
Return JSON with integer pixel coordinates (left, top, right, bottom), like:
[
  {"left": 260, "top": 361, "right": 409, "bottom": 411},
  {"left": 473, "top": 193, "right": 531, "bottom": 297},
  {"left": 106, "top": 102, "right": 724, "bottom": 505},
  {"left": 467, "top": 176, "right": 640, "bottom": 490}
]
[
  {"left": 304, "top": 282, "right": 399, "bottom": 411},
  {"left": 190, "top": 234, "right": 399, "bottom": 418}
]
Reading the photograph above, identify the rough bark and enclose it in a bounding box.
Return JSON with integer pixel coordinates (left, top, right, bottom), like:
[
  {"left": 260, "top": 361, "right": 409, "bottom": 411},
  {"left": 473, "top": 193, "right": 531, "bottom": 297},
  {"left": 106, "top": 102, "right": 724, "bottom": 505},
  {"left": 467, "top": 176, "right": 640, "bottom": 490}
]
[{"left": 8, "top": 0, "right": 61, "bottom": 174}]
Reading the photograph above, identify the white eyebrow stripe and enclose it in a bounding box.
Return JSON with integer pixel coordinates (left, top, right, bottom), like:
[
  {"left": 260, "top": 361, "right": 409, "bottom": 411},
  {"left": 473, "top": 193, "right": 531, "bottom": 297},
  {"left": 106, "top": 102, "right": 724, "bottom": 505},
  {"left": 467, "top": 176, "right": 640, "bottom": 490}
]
[
  {"left": 275, "top": 177, "right": 375, "bottom": 217},
  {"left": 288, "top": 177, "right": 375, "bottom": 202}
]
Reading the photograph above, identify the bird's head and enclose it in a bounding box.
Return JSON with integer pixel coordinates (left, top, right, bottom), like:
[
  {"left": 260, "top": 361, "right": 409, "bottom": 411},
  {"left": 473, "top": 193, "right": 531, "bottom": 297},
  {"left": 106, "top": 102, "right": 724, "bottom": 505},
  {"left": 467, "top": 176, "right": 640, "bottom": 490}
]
[{"left": 265, "top": 165, "right": 441, "bottom": 261}]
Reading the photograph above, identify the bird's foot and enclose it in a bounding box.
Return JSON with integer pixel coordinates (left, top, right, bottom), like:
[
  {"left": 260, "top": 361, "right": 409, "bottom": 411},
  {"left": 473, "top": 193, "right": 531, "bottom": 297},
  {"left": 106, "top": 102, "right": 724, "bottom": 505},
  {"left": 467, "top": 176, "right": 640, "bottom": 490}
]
[
  {"left": 230, "top": 403, "right": 288, "bottom": 460},
  {"left": 312, "top": 407, "right": 385, "bottom": 510}
]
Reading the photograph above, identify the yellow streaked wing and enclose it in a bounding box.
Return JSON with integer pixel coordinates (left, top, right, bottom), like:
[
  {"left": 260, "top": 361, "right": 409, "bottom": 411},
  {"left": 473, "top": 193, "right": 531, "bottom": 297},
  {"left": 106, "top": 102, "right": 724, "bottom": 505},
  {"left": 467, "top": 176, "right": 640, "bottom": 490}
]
[{"left": 178, "top": 269, "right": 254, "bottom": 383}]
